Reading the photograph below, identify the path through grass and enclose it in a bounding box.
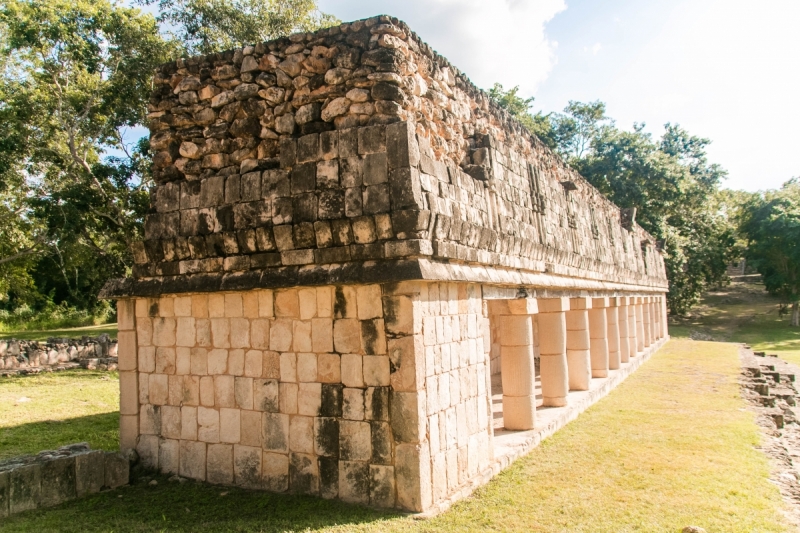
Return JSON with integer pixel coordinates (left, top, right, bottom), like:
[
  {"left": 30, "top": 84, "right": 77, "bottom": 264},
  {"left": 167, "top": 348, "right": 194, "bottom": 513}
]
[
  {"left": 670, "top": 280, "right": 800, "bottom": 366},
  {"left": 0, "top": 339, "right": 786, "bottom": 532},
  {"left": 0, "top": 371, "right": 119, "bottom": 460}
]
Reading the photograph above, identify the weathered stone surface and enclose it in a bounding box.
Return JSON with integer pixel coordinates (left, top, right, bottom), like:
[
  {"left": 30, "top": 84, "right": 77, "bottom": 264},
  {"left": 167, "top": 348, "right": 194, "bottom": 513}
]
[
  {"left": 97, "top": 15, "right": 671, "bottom": 519},
  {"left": 104, "top": 452, "right": 130, "bottom": 488},
  {"left": 39, "top": 456, "right": 76, "bottom": 507},
  {"left": 9, "top": 464, "right": 41, "bottom": 514}
]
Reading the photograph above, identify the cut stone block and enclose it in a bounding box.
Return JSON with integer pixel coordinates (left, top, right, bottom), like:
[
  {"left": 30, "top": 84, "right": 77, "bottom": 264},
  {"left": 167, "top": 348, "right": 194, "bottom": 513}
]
[
  {"left": 179, "top": 440, "right": 206, "bottom": 480},
  {"left": 338, "top": 461, "right": 369, "bottom": 504},
  {"left": 207, "top": 443, "right": 234, "bottom": 485},
  {"left": 395, "top": 443, "right": 431, "bottom": 512},
  {"left": 288, "top": 452, "right": 319, "bottom": 494},
  {"left": 9, "top": 464, "right": 41, "bottom": 514},
  {"left": 104, "top": 452, "right": 129, "bottom": 488},
  {"left": 159, "top": 438, "right": 180, "bottom": 475},
  {"left": 262, "top": 452, "right": 289, "bottom": 492},
  {"left": 39, "top": 456, "right": 76, "bottom": 507},
  {"left": 75, "top": 451, "right": 105, "bottom": 496},
  {"left": 234, "top": 445, "right": 262, "bottom": 489}
]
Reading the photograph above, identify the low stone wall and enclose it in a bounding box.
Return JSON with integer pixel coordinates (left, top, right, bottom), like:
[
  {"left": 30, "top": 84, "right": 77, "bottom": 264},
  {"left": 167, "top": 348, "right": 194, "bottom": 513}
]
[
  {"left": 0, "top": 443, "right": 129, "bottom": 518},
  {"left": 0, "top": 336, "right": 119, "bottom": 376}
]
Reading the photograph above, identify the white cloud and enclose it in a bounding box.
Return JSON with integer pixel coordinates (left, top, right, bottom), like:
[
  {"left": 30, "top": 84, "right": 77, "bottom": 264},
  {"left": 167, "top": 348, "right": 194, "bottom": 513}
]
[{"left": 318, "top": 0, "right": 566, "bottom": 96}]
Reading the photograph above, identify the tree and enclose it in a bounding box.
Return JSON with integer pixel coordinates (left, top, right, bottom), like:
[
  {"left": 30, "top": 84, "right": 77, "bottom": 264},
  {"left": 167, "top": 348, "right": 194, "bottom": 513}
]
[
  {"left": 739, "top": 179, "right": 800, "bottom": 326},
  {"left": 142, "top": 0, "right": 338, "bottom": 55},
  {"left": 487, "top": 83, "right": 557, "bottom": 149},
  {"left": 552, "top": 100, "right": 610, "bottom": 161},
  {"left": 556, "top": 107, "right": 735, "bottom": 314},
  {"left": 0, "top": 0, "right": 339, "bottom": 320},
  {"left": 0, "top": 0, "right": 175, "bottom": 313}
]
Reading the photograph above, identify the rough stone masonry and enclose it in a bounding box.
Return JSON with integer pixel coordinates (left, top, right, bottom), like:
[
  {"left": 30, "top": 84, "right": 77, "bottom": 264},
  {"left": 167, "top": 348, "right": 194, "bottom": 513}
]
[{"left": 100, "top": 15, "right": 670, "bottom": 512}]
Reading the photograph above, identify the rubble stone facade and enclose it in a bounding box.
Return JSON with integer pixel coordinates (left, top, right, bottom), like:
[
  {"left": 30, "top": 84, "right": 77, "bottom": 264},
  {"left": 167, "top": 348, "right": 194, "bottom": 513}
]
[{"left": 102, "top": 15, "right": 670, "bottom": 513}]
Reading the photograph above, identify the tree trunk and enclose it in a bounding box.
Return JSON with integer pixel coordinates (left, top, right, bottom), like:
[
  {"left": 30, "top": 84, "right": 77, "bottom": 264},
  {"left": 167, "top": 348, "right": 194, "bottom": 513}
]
[{"left": 792, "top": 302, "right": 799, "bottom": 327}]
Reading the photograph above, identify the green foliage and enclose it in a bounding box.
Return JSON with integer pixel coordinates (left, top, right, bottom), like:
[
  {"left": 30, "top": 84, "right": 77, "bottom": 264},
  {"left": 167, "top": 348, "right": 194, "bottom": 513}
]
[
  {"left": 143, "top": 0, "right": 339, "bottom": 55},
  {"left": 571, "top": 121, "right": 735, "bottom": 314},
  {"left": 0, "top": 300, "right": 113, "bottom": 332},
  {"left": 487, "top": 85, "right": 739, "bottom": 314},
  {"left": 492, "top": 88, "right": 738, "bottom": 315},
  {"left": 552, "top": 100, "right": 610, "bottom": 161},
  {"left": 487, "top": 83, "right": 557, "bottom": 149},
  {"left": 0, "top": 0, "right": 175, "bottom": 317},
  {"left": 739, "top": 179, "right": 800, "bottom": 325},
  {"left": 0, "top": 0, "right": 338, "bottom": 322}
]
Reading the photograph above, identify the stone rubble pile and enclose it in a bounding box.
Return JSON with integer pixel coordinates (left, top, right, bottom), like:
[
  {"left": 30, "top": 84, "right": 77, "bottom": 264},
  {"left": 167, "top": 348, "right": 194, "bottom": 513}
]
[
  {"left": 0, "top": 443, "right": 129, "bottom": 517},
  {"left": 0, "top": 335, "right": 118, "bottom": 375},
  {"left": 740, "top": 346, "right": 800, "bottom": 526}
]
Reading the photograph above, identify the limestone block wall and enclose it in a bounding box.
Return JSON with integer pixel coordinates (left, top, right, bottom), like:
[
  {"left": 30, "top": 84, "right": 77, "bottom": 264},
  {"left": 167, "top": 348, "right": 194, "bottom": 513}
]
[
  {"left": 418, "top": 282, "right": 492, "bottom": 505},
  {"left": 117, "top": 280, "right": 495, "bottom": 511},
  {"left": 118, "top": 283, "right": 434, "bottom": 508}
]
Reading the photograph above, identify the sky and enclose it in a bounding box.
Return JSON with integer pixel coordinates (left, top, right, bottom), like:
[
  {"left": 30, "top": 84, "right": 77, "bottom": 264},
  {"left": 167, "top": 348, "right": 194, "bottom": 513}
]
[{"left": 317, "top": 0, "right": 800, "bottom": 192}]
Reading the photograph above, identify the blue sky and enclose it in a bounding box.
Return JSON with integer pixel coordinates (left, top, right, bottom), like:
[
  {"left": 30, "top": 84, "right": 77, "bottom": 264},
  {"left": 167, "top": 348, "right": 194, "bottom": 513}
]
[{"left": 317, "top": 0, "right": 800, "bottom": 191}]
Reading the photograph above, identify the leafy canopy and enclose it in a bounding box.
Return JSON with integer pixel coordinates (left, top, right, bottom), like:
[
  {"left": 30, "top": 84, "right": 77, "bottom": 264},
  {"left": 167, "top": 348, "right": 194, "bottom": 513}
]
[
  {"left": 739, "top": 179, "right": 800, "bottom": 325},
  {"left": 0, "top": 0, "right": 175, "bottom": 312},
  {"left": 141, "top": 0, "right": 338, "bottom": 55},
  {"left": 0, "top": 0, "right": 336, "bottom": 322},
  {"left": 487, "top": 86, "right": 737, "bottom": 314}
]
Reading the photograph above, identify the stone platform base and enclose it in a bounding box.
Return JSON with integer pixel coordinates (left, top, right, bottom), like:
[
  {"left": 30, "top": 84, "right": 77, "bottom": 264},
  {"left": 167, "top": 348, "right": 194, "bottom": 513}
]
[
  {"left": 417, "top": 336, "right": 669, "bottom": 518},
  {"left": 0, "top": 443, "right": 129, "bottom": 518}
]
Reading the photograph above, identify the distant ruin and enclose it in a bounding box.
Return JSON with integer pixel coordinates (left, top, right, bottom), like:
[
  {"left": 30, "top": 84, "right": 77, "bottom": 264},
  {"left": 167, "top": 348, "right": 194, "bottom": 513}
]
[{"left": 101, "top": 15, "right": 669, "bottom": 513}]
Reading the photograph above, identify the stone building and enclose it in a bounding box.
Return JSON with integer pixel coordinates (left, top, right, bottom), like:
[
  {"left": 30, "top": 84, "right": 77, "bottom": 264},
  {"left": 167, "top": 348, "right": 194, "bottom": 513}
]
[{"left": 102, "top": 15, "right": 669, "bottom": 513}]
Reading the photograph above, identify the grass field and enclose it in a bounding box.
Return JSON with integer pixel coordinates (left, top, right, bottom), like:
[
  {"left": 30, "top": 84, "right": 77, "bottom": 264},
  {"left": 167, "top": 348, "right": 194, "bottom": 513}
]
[
  {"left": 669, "top": 279, "right": 800, "bottom": 365},
  {"left": 0, "top": 371, "right": 119, "bottom": 460},
  {"left": 0, "top": 323, "right": 119, "bottom": 342},
  {"left": 0, "top": 339, "right": 787, "bottom": 532}
]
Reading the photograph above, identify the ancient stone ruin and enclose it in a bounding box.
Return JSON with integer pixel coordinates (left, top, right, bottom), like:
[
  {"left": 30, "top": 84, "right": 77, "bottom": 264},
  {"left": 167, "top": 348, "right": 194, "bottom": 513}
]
[
  {"left": 0, "top": 336, "right": 119, "bottom": 375},
  {"left": 101, "top": 15, "right": 670, "bottom": 513}
]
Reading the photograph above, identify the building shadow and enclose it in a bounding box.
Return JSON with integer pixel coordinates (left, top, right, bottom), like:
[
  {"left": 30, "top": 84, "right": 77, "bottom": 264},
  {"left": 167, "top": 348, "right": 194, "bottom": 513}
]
[
  {"left": 0, "top": 412, "right": 119, "bottom": 461},
  {"left": 2, "top": 470, "right": 403, "bottom": 532}
]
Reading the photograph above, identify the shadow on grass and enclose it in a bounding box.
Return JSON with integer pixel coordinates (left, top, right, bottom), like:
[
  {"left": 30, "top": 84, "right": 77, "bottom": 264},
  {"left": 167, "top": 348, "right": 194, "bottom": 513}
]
[
  {"left": 0, "top": 412, "right": 119, "bottom": 461},
  {"left": 0, "top": 472, "right": 404, "bottom": 533}
]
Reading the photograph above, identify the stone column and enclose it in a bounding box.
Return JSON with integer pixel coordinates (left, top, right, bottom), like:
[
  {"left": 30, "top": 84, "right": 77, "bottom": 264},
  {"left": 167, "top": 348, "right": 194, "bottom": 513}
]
[
  {"left": 566, "top": 297, "right": 592, "bottom": 391},
  {"left": 656, "top": 298, "right": 664, "bottom": 339},
  {"left": 606, "top": 297, "right": 621, "bottom": 370},
  {"left": 117, "top": 298, "right": 139, "bottom": 452},
  {"left": 651, "top": 299, "right": 660, "bottom": 341},
  {"left": 635, "top": 297, "right": 645, "bottom": 354},
  {"left": 618, "top": 297, "right": 631, "bottom": 364},
  {"left": 538, "top": 297, "right": 570, "bottom": 407},
  {"left": 642, "top": 297, "right": 652, "bottom": 348},
  {"left": 588, "top": 297, "right": 609, "bottom": 378},
  {"left": 661, "top": 295, "right": 669, "bottom": 339},
  {"left": 498, "top": 298, "right": 538, "bottom": 430}
]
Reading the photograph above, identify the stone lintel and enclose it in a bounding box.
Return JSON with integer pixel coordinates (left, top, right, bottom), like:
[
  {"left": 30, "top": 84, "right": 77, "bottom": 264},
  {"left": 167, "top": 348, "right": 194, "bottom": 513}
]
[{"left": 100, "top": 259, "right": 669, "bottom": 299}]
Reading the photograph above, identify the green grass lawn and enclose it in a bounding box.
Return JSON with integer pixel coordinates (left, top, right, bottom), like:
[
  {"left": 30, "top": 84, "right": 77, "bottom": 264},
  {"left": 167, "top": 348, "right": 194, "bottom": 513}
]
[
  {"left": 0, "top": 339, "right": 787, "bottom": 532},
  {"left": 0, "top": 323, "right": 119, "bottom": 342},
  {"left": 0, "top": 371, "right": 119, "bottom": 460},
  {"left": 670, "top": 280, "right": 800, "bottom": 366}
]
